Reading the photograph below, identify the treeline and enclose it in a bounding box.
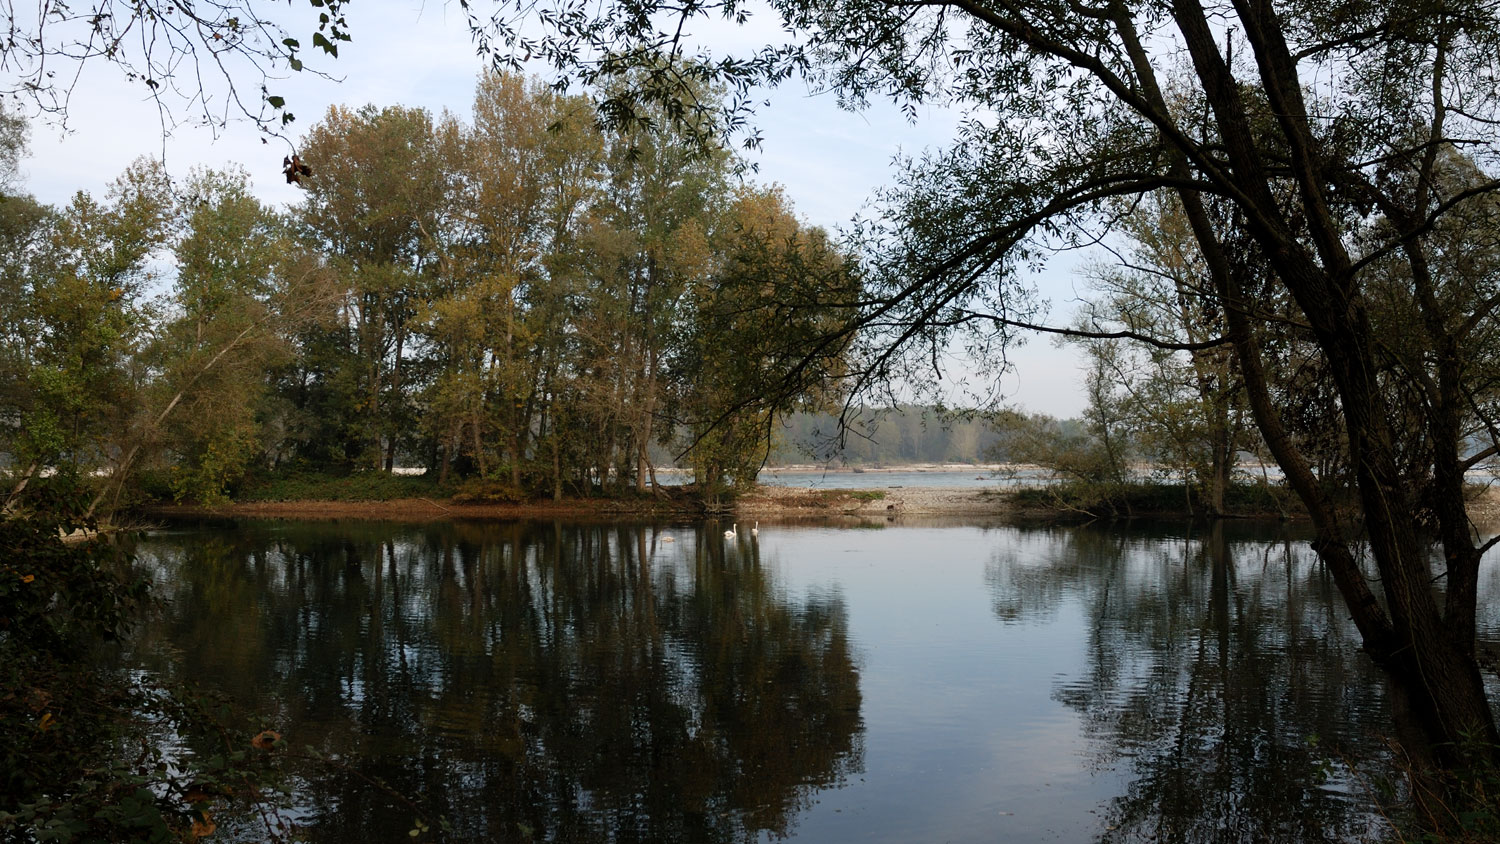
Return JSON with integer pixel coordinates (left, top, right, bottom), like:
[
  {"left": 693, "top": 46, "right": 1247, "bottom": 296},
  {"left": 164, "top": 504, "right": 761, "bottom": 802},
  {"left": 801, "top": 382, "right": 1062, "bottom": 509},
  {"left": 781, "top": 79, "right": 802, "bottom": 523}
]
[
  {"left": 0, "top": 74, "right": 856, "bottom": 512},
  {"left": 767, "top": 407, "right": 1008, "bottom": 466}
]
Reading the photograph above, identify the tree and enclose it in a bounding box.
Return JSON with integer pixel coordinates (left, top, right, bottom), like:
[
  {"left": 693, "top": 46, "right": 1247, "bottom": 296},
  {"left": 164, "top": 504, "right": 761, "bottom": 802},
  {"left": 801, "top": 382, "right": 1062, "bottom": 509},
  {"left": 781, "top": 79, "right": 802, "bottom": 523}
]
[
  {"left": 423, "top": 73, "right": 604, "bottom": 488},
  {"left": 0, "top": 112, "right": 53, "bottom": 507},
  {"left": 143, "top": 168, "right": 334, "bottom": 505},
  {"left": 581, "top": 84, "right": 732, "bottom": 495},
  {"left": 1, "top": 158, "right": 173, "bottom": 509},
  {"left": 293, "top": 104, "right": 447, "bottom": 471},
  {"left": 671, "top": 187, "right": 858, "bottom": 500},
  {"left": 1072, "top": 193, "right": 1257, "bottom": 515},
  {"left": 494, "top": 0, "right": 1500, "bottom": 772}
]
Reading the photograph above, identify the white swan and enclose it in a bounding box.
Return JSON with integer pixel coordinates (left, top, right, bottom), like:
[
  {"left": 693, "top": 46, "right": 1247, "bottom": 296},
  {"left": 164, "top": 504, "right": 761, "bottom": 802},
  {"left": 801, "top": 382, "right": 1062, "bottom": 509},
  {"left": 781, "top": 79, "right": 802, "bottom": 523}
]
[
  {"left": 723, "top": 523, "right": 737, "bottom": 539},
  {"left": 751, "top": 521, "right": 759, "bottom": 538},
  {"left": 661, "top": 534, "right": 674, "bottom": 543}
]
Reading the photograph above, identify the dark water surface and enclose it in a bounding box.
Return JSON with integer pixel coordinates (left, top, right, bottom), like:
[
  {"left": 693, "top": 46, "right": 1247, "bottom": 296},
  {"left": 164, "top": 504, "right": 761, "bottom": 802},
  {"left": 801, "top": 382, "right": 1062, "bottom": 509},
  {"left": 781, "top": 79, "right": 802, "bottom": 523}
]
[{"left": 128, "top": 519, "right": 1458, "bottom": 843}]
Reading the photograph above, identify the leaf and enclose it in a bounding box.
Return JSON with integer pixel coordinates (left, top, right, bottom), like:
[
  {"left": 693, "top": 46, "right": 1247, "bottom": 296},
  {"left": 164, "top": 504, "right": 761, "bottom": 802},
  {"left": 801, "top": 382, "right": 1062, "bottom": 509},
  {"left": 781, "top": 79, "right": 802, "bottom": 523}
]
[
  {"left": 312, "top": 32, "right": 337, "bottom": 57},
  {"left": 190, "top": 811, "right": 216, "bottom": 838},
  {"left": 250, "top": 729, "right": 281, "bottom": 750},
  {"left": 267, "top": 95, "right": 285, "bottom": 109}
]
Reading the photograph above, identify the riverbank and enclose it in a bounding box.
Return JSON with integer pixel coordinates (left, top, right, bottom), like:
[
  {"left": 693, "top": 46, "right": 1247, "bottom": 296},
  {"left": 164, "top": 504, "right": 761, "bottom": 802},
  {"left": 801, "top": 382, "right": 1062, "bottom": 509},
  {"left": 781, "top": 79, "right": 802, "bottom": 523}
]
[
  {"left": 137, "top": 484, "right": 1026, "bottom": 522},
  {"left": 133, "top": 481, "right": 1500, "bottom": 528}
]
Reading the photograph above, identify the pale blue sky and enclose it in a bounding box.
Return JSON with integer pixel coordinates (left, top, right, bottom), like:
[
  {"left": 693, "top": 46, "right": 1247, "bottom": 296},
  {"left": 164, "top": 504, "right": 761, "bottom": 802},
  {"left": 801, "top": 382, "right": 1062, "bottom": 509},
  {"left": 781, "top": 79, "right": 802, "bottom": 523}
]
[{"left": 16, "top": 0, "right": 1089, "bottom": 417}]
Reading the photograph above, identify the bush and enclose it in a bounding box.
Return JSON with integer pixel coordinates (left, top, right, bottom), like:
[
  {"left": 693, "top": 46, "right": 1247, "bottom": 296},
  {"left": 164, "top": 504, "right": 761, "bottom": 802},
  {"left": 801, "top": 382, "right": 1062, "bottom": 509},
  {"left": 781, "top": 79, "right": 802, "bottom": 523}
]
[
  {"left": 451, "top": 476, "right": 527, "bottom": 504},
  {"left": 132, "top": 467, "right": 176, "bottom": 503},
  {"left": 1014, "top": 480, "right": 1292, "bottom": 518}
]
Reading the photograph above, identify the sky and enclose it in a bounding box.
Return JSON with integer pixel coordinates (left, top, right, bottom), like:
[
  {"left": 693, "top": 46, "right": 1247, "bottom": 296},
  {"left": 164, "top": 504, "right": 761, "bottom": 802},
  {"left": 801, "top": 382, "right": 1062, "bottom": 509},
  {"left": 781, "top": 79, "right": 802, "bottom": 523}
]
[{"left": 14, "top": 0, "right": 1091, "bottom": 418}]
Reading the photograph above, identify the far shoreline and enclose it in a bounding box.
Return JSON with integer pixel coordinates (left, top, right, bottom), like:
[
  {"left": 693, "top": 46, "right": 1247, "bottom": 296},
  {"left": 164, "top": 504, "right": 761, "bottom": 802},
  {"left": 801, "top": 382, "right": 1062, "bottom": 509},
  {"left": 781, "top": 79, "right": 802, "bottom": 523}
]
[
  {"left": 135, "top": 484, "right": 1031, "bottom": 523},
  {"left": 130, "top": 480, "right": 1500, "bottom": 530}
]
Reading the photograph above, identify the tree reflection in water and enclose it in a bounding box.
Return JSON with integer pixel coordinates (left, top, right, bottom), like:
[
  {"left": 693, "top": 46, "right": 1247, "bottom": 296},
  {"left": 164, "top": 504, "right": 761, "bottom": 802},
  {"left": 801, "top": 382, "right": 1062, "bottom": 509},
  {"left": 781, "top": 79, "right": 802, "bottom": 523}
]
[
  {"left": 131, "top": 521, "right": 863, "bottom": 843},
  {"left": 988, "top": 521, "right": 1395, "bottom": 844}
]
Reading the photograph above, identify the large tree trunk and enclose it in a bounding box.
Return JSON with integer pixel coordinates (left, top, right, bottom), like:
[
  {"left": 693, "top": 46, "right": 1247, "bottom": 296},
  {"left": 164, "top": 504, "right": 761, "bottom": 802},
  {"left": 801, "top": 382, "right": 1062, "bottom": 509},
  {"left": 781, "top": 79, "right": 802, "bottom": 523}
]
[{"left": 1140, "top": 0, "right": 1500, "bottom": 765}]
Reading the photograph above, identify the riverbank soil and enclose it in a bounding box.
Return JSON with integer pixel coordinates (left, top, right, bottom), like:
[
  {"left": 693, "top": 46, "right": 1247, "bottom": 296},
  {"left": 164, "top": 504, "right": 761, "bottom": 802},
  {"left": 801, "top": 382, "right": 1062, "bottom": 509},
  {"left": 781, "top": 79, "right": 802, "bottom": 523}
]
[
  {"left": 135, "top": 481, "right": 1500, "bottom": 529},
  {"left": 137, "top": 484, "right": 1023, "bottom": 522}
]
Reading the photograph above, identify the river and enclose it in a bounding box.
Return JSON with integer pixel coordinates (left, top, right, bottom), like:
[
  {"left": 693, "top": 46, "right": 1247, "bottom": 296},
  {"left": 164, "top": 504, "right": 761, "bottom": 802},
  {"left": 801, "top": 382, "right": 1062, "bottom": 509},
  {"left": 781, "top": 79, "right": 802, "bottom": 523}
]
[{"left": 125, "top": 518, "right": 1500, "bottom": 842}]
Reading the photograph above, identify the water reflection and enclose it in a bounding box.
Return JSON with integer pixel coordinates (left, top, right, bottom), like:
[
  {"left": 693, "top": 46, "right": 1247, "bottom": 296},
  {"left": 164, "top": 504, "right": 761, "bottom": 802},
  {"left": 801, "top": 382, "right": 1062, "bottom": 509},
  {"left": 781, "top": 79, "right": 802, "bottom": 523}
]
[
  {"left": 132, "top": 521, "right": 863, "bottom": 843},
  {"left": 988, "top": 522, "right": 1392, "bottom": 843},
  {"left": 132, "top": 518, "right": 1437, "bottom": 844}
]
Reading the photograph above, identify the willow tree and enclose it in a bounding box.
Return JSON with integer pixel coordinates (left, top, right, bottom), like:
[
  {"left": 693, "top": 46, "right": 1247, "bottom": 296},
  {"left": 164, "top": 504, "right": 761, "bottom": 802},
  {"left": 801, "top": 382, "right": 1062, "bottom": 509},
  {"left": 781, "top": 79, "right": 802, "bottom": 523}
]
[{"left": 474, "top": 0, "right": 1500, "bottom": 767}]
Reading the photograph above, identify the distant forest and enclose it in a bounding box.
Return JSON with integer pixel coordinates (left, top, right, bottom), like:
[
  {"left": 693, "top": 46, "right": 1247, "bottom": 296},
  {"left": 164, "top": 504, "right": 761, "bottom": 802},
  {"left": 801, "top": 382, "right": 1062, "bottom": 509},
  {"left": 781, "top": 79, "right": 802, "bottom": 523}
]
[
  {"left": 649, "top": 406, "right": 1086, "bottom": 468},
  {"left": 764, "top": 407, "right": 1028, "bottom": 466}
]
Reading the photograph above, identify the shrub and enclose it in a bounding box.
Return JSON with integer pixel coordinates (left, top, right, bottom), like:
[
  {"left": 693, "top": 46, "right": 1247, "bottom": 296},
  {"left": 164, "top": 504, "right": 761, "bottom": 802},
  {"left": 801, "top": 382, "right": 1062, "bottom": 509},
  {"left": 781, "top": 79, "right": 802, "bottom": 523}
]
[{"left": 452, "top": 476, "right": 527, "bottom": 504}]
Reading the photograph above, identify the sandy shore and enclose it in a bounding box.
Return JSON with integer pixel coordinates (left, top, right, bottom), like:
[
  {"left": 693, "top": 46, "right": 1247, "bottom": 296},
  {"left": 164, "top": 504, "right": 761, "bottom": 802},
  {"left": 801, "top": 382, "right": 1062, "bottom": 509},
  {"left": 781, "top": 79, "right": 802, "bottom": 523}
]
[{"left": 738, "top": 485, "right": 1016, "bottom": 517}]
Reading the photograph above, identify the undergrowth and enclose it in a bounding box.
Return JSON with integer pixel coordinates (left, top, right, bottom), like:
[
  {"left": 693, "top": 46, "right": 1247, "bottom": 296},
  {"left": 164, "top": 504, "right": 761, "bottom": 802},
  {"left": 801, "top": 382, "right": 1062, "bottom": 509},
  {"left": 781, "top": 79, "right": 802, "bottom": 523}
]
[
  {"left": 236, "top": 470, "right": 454, "bottom": 502},
  {"left": 1012, "top": 480, "right": 1294, "bottom": 518}
]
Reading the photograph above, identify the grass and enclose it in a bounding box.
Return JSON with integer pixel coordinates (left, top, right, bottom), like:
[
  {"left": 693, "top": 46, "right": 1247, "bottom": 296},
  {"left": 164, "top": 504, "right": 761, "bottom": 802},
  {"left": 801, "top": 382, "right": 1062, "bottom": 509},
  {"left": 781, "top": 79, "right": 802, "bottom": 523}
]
[
  {"left": 237, "top": 470, "right": 455, "bottom": 502},
  {"left": 802, "top": 489, "right": 887, "bottom": 504}
]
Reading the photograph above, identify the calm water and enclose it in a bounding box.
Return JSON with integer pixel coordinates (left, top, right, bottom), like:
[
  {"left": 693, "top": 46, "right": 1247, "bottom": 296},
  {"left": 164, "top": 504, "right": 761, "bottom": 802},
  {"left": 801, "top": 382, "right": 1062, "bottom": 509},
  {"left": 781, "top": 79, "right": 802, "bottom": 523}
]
[{"left": 127, "top": 519, "right": 1482, "bottom": 843}]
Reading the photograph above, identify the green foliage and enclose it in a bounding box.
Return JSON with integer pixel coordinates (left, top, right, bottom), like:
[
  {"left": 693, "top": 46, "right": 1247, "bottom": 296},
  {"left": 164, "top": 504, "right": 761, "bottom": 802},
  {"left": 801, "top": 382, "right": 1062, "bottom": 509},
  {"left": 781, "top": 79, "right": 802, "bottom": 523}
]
[
  {"left": 1013, "top": 481, "right": 1291, "bottom": 519},
  {"left": 0, "top": 159, "right": 171, "bottom": 485},
  {"left": 1406, "top": 759, "right": 1500, "bottom": 843},
  {"left": 169, "top": 420, "right": 260, "bottom": 505},
  {"left": 672, "top": 187, "right": 859, "bottom": 499},
  {"left": 0, "top": 479, "right": 144, "bottom": 655},
  {"left": 451, "top": 476, "right": 528, "bottom": 504},
  {"left": 991, "top": 410, "right": 1131, "bottom": 486},
  {"left": 1346, "top": 736, "right": 1500, "bottom": 843},
  {"left": 239, "top": 469, "right": 449, "bottom": 502},
  {"left": 132, "top": 468, "right": 177, "bottom": 503},
  {"left": 0, "top": 82, "right": 867, "bottom": 514}
]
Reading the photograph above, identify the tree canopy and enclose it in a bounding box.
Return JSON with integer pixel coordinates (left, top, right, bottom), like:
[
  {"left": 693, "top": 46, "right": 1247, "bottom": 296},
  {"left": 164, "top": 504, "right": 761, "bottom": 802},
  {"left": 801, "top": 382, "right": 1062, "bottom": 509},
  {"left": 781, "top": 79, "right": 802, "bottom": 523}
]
[{"left": 0, "top": 73, "right": 857, "bottom": 512}]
